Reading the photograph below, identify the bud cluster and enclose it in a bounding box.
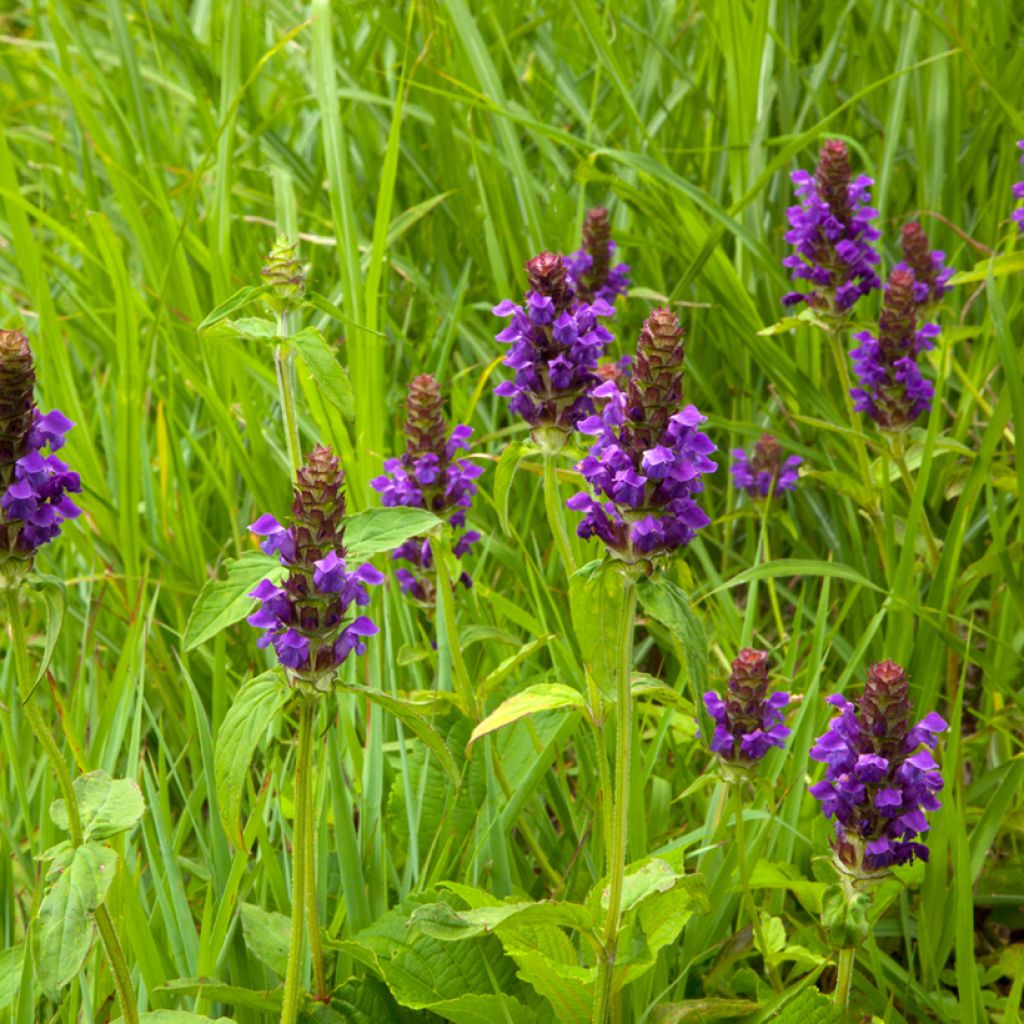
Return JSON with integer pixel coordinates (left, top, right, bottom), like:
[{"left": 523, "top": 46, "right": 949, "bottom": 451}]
[
  {"left": 781, "top": 140, "right": 882, "bottom": 315},
  {"left": 703, "top": 648, "right": 791, "bottom": 763},
  {"left": 566, "top": 307, "right": 716, "bottom": 565},
  {"left": 896, "top": 222, "right": 953, "bottom": 309},
  {"left": 564, "top": 207, "right": 630, "bottom": 307},
  {"left": 371, "top": 375, "right": 482, "bottom": 603},
  {"left": 248, "top": 445, "right": 383, "bottom": 685},
  {"left": 809, "top": 660, "right": 947, "bottom": 873},
  {"left": 261, "top": 235, "right": 305, "bottom": 312},
  {"left": 730, "top": 433, "right": 801, "bottom": 499}
]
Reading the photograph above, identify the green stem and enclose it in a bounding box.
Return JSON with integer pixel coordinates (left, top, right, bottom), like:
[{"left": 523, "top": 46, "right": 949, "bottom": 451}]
[
  {"left": 303, "top": 705, "right": 327, "bottom": 1001},
  {"left": 543, "top": 454, "right": 577, "bottom": 576},
  {"left": 733, "top": 785, "right": 782, "bottom": 993},
  {"left": 593, "top": 580, "right": 637, "bottom": 1024},
  {"left": 275, "top": 341, "right": 303, "bottom": 474},
  {"left": 429, "top": 537, "right": 476, "bottom": 716},
  {"left": 4, "top": 585, "right": 138, "bottom": 1024},
  {"left": 834, "top": 946, "right": 855, "bottom": 1007},
  {"left": 281, "top": 698, "right": 315, "bottom": 1024}
]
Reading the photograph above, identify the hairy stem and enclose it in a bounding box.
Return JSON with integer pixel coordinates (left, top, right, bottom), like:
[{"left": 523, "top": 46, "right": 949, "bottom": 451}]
[
  {"left": 834, "top": 946, "right": 856, "bottom": 1007},
  {"left": 543, "top": 454, "right": 577, "bottom": 576},
  {"left": 303, "top": 704, "right": 327, "bottom": 1001}
]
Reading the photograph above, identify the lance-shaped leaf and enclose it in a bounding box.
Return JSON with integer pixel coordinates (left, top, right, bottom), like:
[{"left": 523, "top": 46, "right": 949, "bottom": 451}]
[
  {"left": 570, "top": 559, "right": 633, "bottom": 700},
  {"left": 290, "top": 325, "right": 355, "bottom": 420},
  {"left": 343, "top": 506, "right": 443, "bottom": 563},
  {"left": 468, "top": 684, "right": 586, "bottom": 747},
  {"left": 50, "top": 770, "right": 145, "bottom": 841}
]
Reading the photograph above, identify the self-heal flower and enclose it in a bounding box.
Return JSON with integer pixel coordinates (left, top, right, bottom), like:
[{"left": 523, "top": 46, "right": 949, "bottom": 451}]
[
  {"left": 248, "top": 445, "right": 383, "bottom": 686},
  {"left": 493, "top": 251, "right": 615, "bottom": 449},
  {"left": 1013, "top": 141, "right": 1024, "bottom": 233},
  {"left": 850, "top": 269, "right": 939, "bottom": 429},
  {"left": 704, "top": 648, "right": 790, "bottom": 764},
  {"left": 567, "top": 307, "right": 716, "bottom": 566},
  {"left": 809, "top": 660, "right": 947, "bottom": 874},
  {"left": 731, "top": 433, "right": 801, "bottom": 499},
  {"left": 371, "top": 374, "right": 482, "bottom": 604},
  {"left": 564, "top": 207, "right": 630, "bottom": 307},
  {"left": 781, "top": 140, "right": 881, "bottom": 316},
  {"left": 895, "top": 222, "right": 953, "bottom": 309},
  {"left": 0, "top": 330, "right": 81, "bottom": 568}
]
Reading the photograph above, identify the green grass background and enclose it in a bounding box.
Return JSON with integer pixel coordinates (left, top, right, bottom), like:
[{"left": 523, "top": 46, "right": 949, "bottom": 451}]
[{"left": 1, "top": 1, "right": 1022, "bottom": 1021}]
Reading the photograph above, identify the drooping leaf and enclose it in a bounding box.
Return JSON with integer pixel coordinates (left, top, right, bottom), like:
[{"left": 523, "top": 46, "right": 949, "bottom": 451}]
[
  {"left": 33, "top": 842, "right": 119, "bottom": 997},
  {"left": 26, "top": 573, "right": 65, "bottom": 688},
  {"left": 49, "top": 770, "right": 145, "bottom": 841},
  {"left": 343, "top": 507, "right": 443, "bottom": 563},
  {"left": 290, "top": 325, "right": 355, "bottom": 419},
  {"left": 570, "top": 559, "right": 633, "bottom": 699},
  {"left": 240, "top": 901, "right": 291, "bottom": 977},
  {"left": 494, "top": 440, "right": 529, "bottom": 535},
  {"left": 214, "top": 671, "right": 290, "bottom": 850},
  {"left": 183, "top": 550, "right": 286, "bottom": 651},
  {"left": 469, "top": 683, "right": 585, "bottom": 746}
]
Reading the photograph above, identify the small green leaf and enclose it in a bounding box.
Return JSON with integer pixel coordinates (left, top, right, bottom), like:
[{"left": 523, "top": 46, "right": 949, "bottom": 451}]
[
  {"left": 184, "top": 550, "right": 286, "bottom": 651},
  {"left": 494, "top": 440, "right": 529, "bottom": 534},
  {"left": 240, "top": 901, "right": 291, "bottom": 977},
  {"left": 344, "top": 507, "right": 443, "bottom": 563},
  {"left": 409, "top": 898, "right": 595, "bottom": 941},
  {"left": 154, "top": 979, "right": 281, "bottom": 1013},
  {"left": 206, "top": 316, "right": 278, "bottom": 341},
  {"left": 570, "top": 559, "right": 633, "bottom": 699},
  {"left": 291, "top": 325, "right": 354, "bottom": 419},
  {"left": 480, "top": 634, "right": 555, "bottom": 696},
  {"left": 33, "top": 842, "right": 119, "bottom": 997},
  {"left": 215, "top": 671, "right": 290, "bottom": 850},
  {"left": 26, "top": 574, "right": 65, "bottom": 689},
  {"left": 637, "top": 576, "right": 708, "bottom": 709},
  {"left": 469, "top": 684, "right": 585, "bottom": 746},
  {"left": 50, "top": 770, "right": 145, "bottom": 841},
  {"left": 197, "top": 284, "right": 272, "bottom": 331},
  {"left": 948, "top": 250, "right": 1024, "bottom": 285}
]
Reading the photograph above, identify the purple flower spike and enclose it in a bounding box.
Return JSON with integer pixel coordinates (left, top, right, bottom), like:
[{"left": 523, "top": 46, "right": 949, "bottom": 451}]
[
  {"left": 0, "top": 330, "right": 81, "bottom": 565},
  {"left": 564, "top": 207, "right": 630, "bottom": 308},
  {"left": 247, "top": 446, "right": 382, "bottom": 687},
  {"left": 493, "top": 251, "right": 615, "bottom": 448},
  {"left": 781, "top": 140, "right": 881, "bottom": 317},
  {"left": 568, "top": 307, "right": 716, "bottom": 567},
  {"left": 895, "top": 222, "right": 953, "bottom": 309},
  {"left": 371, "top": 374, "right": 481, "bottom": 605},
  {"left": 1014, "top": 141, "right": 1024, "bottom": 233},
  {"left": 731, "top": 433, "right": 801, "bottom": 499},
  {"left": 850, "top": 269, "right": 938, "bottom": 430},
  {"left": 809, "top": 659, "right": 947, "bottom": 875},
  {"left": 703, "top": 648, "right": 790, "bottom": 767}
]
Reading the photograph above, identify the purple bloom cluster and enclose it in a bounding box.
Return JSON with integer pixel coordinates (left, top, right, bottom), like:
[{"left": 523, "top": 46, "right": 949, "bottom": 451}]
[
  {"left": 248, "top": 446, "right": 383, "bottom": 682},
  {"left": 731, "top": 433, "right": 801, "bottom": 499},
  {"left": 896, "top": 222, "right": 953, "bottom": 308},
  {"left": 1014, "top": 140, "right": 1024, "bottom": 233},
  {"left": 493, "top": 251, "right": 614, "bottom": 445},
  {"left": 564, "top": 207, "right": 630, "bottom": 307},
  {"left": 850, "top": 269, "right": 938, "bottom": 430},
  {"left": 0, "top": 330, "right": 81, "bottom": 563},
  {"left": 809, "top": 660, "right": 946, "bottom": 872},
  {"left": 782, "top": 140, "right": 881, "bottom": 315},
  {"left": 704, "top": 648, "right": 790, "bottom": 764},
  {"left": 567, "top": 307, "right": 716, "bottom": 565},
  {"left": 372, "top": 374, "right": 482, "bottom": 603}
]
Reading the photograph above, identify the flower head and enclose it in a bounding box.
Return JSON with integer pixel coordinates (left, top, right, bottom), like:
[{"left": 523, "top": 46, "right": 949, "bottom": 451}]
[
  {"left": 731, "top": 433, "right": 801, "bottom": 499},
  {"left": 895, "top": 222, "right": 953, "bottom": 309},
  {"left": 704, "top": 648, "right": 790, "bottom": 765},
  {"left": 248, "top": 445, "right": 383, "bottom": 686},
  {"left": 0, "top": 330, "right": 81, "bottom": 567},
  {"left": 371, "top": 374, "right": 482, "bottom": 604},
  {"left": 493, "top": 251, "right": 615, "bottom": 448},
  {"left": 567, "top": 307, "right": 716, "bottom": 567},
  {"left": 850, "top": 269, "right": 938, "bottom": 429},
  {"left": 809, "top": 660, "right": 947, "bottom": 874},
  {"left": 1013, "top": 141, "right": 1024, "bottom": 233},
  {"left": 564, "top": 207, "right": 630, "bottom": 307},
  {"left": 781, "top": 140, "right": 881, "bottom": 316}
]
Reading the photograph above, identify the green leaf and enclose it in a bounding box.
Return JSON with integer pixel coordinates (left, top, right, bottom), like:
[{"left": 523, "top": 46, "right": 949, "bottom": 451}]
[
  {"left": 0, "top": 942, "right": 25, "bottom": 1009},
  {"left": 206, "top": 316, "right": 278, "bottom": 341},
  {"left": 240, "top": 901, "right": 291, "bottom": 977},
  {"left": 50, "top": 770, "right": 145, "bottom": 841},
  {"left": 138, "top": 1014, "right": 235, "bottom": 1024},
  {"left": 336, "top": 684, "right": 459, "bottom": 784},
  {"left": 344, "top": 506, "right": 444, "bottom": 563},
  {"left": 291, "top": 325, "right": 355, "bottom": 419},
  {"left": 302, "top": 976, "right": 414, "bottom": 1023},
  {"left": 26, "top": 574, "right": 65, "bottom": 689},
  {"left": 480, "top": 634, "right": 555, "bottom": 696},
  {"left": 183, "top": 550, "right": 286, "bottom": 651},
  {"left": 570, "top": 559, "right": 632, "bottom": 699},
  {"left": 762, "top": 986, "right": 845, "bottom": 1024},
  {"left": 409, "top": 898, "right": 595, "bottom": 941},
  {"left": 214, "top": 671, "right": 290, "bottom": 850},
  {"left": 468, "top": 683, "right": 585, "bottom": 746},
  {"left": 154, "top": 979, "right": 281, "bottom": 1013},
  {"left": 652, "top": 998, "right": 761, "bottom": 1023},
  {"left": 33, "top": 841, "right": 119, "bottom": 997},
  {"left": 948, "top": 250, "right": 1024, "bottom": 285},
  {"left": 636, "top": 576, "right": 708, "bottom": 710},
  {"left": 745, "top": 860, "right": 828, "bottom": 915},
  {"left": 495, "top": 440, "right": 529, "bottom": 534},
  {"left": 197, "top": 284, "right": 272, "bottom": 331}
]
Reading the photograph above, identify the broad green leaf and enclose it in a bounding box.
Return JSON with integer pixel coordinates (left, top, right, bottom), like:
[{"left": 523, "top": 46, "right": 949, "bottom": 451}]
[
  {"left": 762, "top": 986, "right": 845, "bottom": 1023},
  {"left": 468, "top": 683, "right": 585, "bottom": 746},
  {"left": 303, "top": 976, "right": 414, "bottom": 1023},
  {"left": 745, "top": 860, "right": 828, "bottom": 915},
  {"left": 291, "top": 325, "right": 355, "bottom": 419},
  {"left": 653, "top": 998, "right": 761, "bottom": 1023},
  {"left": 344, "top": 506, "right": 443, "bottom": 563},
  {"left": 409, "top": 898, "right": 595, "bottom": 941},
  {"left": 196, "top": 284, "right": 272, "bottom": 331},
  {"left": 595, "top": 858, "right": 678, "bottom": 915},
  {"left": 183, "top": 550, "right": 286, "bottom": 651},
  {"left": 0, "top": 942, "right": 25, "bottom": 1009},
  {"left": 155, "top": 979, "right": 281, "bottom": 1013},
  {"left": 215, "top": 671, "right": 290, "bottom": 850},
  {"left": 495, "top": 440, "right": 529, "bottom": 534},
  {"left": 637, "top": 576, "right": 708, "bottom": 700},
  {"left": 337, "top": 683, "right": 459, "bottom": 783},
  {"left": 138, "top": 1014, "right": 235, "bottom": 1023},
  {"left": 50, "top": 770, "right": 145, "bottom": 841},
  {"left": 569, "top": 559, "right": 633, "bottom": 699},
  {"left": 33, "top": 841, "right": 119, "bottom": 997},
  {"left": 240, "top": 901, "right": 291, "bottom": 977}
]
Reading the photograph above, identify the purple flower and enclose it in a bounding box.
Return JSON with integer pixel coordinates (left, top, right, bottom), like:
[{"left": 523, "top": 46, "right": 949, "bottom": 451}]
[
  {"left": 781, "top": 140, "right": 881, "bottom": 316},
  {"left": 1014, "top": 141, "right": 1024, "bottom": 233},
  {"left": 371, "top": 375, "right": 482, "bottom": 604},
  {"left": 731, "top": 433, "right": 801, "bottom": 499},
  {"left": 247, "top": 445, "right": 383, "bottom": 683},
  {"left": 704, "top": 648, "right": 790, "bottom": 765},
  {"left": 493, "top": 251, "right": 615, "bottom": 447},
  {"left": 850, "top": 269, "right": 938, "bottom": 429},
  {"left": 809, "top": 659, "right": 946, "bottom": 873},
  {"left": 0, "top": 331, "right": 81, "bottom": 564},
  {"left": 895, "top": 222, "right": 953, "bottom": 308},
  {"left": 564, "top": 207, "right": 630, "bottom": 307},
  {"left": 567, "top": 308, "right": 716, "bottom": 566}
]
